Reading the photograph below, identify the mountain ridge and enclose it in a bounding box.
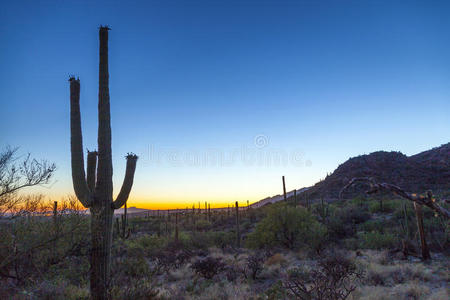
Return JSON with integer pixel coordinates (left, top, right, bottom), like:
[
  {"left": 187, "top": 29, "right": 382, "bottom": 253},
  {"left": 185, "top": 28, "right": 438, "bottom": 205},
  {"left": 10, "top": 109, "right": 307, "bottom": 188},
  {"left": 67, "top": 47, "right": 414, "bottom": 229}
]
[{"left": 299, "top": 143, "right": 450, "bottom": 201}]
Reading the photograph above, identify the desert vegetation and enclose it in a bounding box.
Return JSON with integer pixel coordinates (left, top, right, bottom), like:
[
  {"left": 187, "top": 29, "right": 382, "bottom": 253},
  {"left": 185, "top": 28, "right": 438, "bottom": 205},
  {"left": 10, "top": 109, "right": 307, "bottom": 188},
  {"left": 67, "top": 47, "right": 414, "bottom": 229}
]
[
  {"left": 1, "top": 172, "right": 448, "bottom": 299},
  {"left": 1, "top": 26, "right": 449, "bottom": 300}
]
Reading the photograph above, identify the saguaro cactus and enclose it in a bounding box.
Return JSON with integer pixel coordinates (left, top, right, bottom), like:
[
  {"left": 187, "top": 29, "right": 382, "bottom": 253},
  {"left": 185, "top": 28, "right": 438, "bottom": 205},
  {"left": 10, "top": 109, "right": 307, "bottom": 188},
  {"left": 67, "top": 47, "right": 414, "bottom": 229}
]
[
  {"left": 235, "top": 201, "right": 240, "bottom": 247},
  {"left": 69, "top": 26, "right": 138, "bottom": 299},
  {"left": 175, "top": 210, "right": 179, "bottom": 242},
  {"left": 115, "top": 202, "right": 130, "bottom": 239}
]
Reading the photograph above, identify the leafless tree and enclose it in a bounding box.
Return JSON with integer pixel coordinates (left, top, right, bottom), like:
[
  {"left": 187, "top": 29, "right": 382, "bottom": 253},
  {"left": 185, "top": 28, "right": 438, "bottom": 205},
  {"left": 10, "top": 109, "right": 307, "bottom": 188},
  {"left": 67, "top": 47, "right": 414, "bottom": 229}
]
[{"left": 0, "top": 146, "right": 56, "bottom": 216}]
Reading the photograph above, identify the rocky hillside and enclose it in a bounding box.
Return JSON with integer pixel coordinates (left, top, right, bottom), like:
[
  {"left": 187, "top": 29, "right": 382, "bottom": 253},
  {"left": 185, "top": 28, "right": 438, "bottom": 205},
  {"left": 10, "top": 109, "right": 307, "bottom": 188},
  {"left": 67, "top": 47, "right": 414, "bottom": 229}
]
[{"left": 302, "top": 143, "right": 450, "bottom": 201}]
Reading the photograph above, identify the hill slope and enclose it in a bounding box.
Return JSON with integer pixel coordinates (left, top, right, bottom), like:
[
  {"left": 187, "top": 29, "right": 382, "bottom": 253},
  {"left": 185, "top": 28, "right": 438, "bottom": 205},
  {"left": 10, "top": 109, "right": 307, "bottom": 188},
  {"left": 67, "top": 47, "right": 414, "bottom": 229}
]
[{"left": 303, "top": 143, "right": 450, "bottom": 200}]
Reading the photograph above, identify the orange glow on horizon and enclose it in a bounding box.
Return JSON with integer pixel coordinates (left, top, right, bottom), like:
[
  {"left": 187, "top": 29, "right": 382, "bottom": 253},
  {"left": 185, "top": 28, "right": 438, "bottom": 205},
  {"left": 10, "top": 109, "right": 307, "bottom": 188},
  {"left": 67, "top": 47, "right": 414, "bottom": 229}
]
[{"left": 126, "top": 197, "right": 256, "bottom": 210}]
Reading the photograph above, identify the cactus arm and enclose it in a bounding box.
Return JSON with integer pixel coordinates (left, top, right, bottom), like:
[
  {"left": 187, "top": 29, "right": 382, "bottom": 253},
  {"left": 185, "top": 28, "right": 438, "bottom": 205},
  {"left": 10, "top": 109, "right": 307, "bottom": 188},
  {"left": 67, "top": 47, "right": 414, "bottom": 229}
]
[
  {"left": 86, "top": 150, "right": 98, "bottom": 191},
  {"left": 112, "top": 154, "right": 138, "bottom": 209},
  {"left": 69, "top": 77, "right": 91, "bottom": 208},
  {"left": 96, "top": 26, "right": 113, "bottom": 199}
]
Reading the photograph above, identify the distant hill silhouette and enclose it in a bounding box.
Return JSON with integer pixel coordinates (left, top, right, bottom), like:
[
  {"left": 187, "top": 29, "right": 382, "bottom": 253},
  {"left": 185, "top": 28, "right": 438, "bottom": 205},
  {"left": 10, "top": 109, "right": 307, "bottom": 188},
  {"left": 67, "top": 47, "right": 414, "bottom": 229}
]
[{"left": 301, "top": 143, "right": 450, "bottom": 201}]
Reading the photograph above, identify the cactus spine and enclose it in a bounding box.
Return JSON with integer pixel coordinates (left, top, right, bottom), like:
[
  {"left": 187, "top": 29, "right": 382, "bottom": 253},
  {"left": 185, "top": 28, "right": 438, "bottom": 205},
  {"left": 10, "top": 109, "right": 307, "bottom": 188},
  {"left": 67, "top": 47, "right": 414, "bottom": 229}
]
[{"left": 69, "top": 26, "right": 138, "bottom": 299}]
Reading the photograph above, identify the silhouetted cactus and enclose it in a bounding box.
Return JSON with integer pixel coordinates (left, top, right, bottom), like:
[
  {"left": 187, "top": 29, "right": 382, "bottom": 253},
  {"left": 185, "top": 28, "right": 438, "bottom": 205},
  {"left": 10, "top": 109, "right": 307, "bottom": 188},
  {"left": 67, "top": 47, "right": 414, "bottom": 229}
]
[
  {"left": 174, "top": 210, "right": 179, "bottom": 242},
  {"left": 208, "top": 203, "right": 211, "bottom": 221},
  {"left": 69, "top": 26, "right": 138, "bottom": 299},
  {"left": 156, "top": 209, "right": 161, "bottom": 237},
  {"left": 115, "top": 203, "right": 130, "bottom": 239},
  {"left": 235, "top": 201, "right": 240, "bottom": 247},
  {"left": 317, "top": 197, "right": 330, "bottom": 223}
]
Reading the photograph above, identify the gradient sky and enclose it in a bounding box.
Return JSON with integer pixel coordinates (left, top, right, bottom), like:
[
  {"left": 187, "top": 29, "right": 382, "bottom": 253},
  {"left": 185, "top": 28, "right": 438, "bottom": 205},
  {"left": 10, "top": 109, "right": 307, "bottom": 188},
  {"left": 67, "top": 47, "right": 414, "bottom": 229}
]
[{"left": 1, "top": 0, "right": 449, "bottom": 209}]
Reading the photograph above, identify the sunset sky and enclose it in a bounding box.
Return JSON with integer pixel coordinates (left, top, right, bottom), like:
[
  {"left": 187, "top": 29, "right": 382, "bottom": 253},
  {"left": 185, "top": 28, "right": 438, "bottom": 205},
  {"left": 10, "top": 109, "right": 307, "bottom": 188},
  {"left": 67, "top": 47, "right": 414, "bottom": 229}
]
[{"left": 1, "top": 1, "right": 449, "bottom": 209}]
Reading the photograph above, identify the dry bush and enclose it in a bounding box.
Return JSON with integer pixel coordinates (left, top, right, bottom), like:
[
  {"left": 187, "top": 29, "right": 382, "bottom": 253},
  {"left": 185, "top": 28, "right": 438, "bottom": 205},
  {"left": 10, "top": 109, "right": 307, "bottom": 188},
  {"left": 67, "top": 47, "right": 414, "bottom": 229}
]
[
  {"left": 284, "top": 252, "right": 364, "bottom": 300},
  {"left": 265, "top": 253, "right": 287, "bottom": 266},
  {"left": 245, "top": 252, "right": 265, "bottom": 279},
  {"left": 191, "top": 256, "right": 226, "bottom": 279}
]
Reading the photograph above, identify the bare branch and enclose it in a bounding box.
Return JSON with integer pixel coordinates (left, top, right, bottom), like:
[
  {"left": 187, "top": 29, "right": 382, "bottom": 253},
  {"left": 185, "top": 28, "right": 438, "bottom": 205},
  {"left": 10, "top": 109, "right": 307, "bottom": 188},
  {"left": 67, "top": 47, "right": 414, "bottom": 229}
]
[
  {"left": 340, "top": 177, "right": 450, "bottom": 219},
  {"left": 0, "top": 147, "right": 56, "bottom": 215}
]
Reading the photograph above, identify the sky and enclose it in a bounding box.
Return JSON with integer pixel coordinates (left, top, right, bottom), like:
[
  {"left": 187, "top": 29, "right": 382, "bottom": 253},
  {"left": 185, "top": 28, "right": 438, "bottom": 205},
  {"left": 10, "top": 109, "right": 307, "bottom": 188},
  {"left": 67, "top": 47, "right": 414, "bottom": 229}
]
[{"left": 0, "top": 0, "right": 449, "bottom": 209}]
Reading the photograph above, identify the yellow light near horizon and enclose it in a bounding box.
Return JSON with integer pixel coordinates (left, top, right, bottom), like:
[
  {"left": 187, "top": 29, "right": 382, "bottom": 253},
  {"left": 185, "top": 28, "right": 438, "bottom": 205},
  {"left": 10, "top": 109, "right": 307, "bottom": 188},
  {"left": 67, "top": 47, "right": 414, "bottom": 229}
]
[{"left": 127, "top": 196, "right": 255, "bottom": 210}]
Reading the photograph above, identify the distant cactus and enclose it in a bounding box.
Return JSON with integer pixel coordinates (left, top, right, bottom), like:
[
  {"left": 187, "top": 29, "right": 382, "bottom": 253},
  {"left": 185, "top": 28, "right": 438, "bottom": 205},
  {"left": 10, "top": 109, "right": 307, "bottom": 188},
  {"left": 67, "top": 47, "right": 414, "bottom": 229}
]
[
  {"left": 69, "top": 26, "right": 138, "bottom": 299},
  {"left": 317, "top": 197, "right": 330, "bottom": 223},
  {"left": 115, "top": 203, "right": 130, "bottom": 239},
  {"left": 157, "top": 209, "right": 161, "bottom": 237},
  {"left": 174, "top": 210, "right": 179, "bottom": 242},
  {"left": 208, "top": 203, "right": 211, "bottom": 221},
  {"left": 235, "top": 201, "right": 240, "bottom": 247}
]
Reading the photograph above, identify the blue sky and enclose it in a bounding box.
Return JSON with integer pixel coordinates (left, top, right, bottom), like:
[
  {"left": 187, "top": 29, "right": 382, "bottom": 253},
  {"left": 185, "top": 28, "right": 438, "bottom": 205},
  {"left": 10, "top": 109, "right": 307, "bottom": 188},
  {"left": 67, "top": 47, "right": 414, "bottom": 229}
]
[{"left": 1, "top": 0, "right": 449, "bottom": 208}]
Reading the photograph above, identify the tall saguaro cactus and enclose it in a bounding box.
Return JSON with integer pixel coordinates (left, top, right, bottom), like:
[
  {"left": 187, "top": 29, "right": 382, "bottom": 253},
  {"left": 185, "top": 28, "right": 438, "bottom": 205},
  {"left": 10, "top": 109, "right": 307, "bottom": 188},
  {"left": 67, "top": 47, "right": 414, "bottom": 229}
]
[{"left": 69, "top": 26, "right": 138, "bottom": 299}]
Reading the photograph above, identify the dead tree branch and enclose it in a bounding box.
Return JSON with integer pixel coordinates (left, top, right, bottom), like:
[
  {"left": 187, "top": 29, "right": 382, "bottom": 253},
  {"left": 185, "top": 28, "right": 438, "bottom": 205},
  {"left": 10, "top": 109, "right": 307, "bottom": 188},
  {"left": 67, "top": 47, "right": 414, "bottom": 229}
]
[{"left": 340, "top": 177, "right": 450, "bottom": 219}]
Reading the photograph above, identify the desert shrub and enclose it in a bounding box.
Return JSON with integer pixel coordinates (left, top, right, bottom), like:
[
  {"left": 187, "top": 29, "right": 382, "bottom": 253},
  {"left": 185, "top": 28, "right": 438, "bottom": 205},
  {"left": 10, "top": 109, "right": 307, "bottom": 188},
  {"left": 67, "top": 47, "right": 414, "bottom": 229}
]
[
  {"left": 191, "top": 256, "right": 226, "bottom": 279},
  {"left": 424, "top": 215, "right": 450, "bottom": 252},
  {"left": 32, "top": 279, "right": 89, "bottom": 300},
  {"left": 195, "top": 219, "right": 212, "bottom": 231},
  {"left": 224, "top": 265, "right": 240, "bottom": 282},
  {"left": 350, "top": 196, "right": 368, "bottom": 207},
  {"left": 110, "top": 278, "right": 158, "bottom": 300},
  {"left": 152, "top": 245, "right": 193, "bottom": 274},
  {"left": 368, "top": 199, "right": 398, "bottom": 214},
  {"left": 265, "top": 280, "right": 288, "bottom": 299},
  {"left": 327, "top": 205, "right": 371, "bottom": 241},
  {"left": 209, "top": 230, "right": 235, "bottom": 249},
  {"left": 265, "top": 253, "right": 287, "bottom": 266},
  {"left": 358, "top": 231, "right": 398, "bottom": 249},
  {"left": 187, "top": 230, "right": 235, "bottom": 250},
  {"left": 46, "top": 256, "right": 90, "bottom": 286},
  {"left": 127, "top": 234, "right": 168, "bottom": 257},
  {"left": 246, "top": 252, "right": 265, "bottom": 279},
  {"left": 0, "top": 207, "right": 90, "bottom": 288},
  {"left": 284, "top": 252, "right": 364, "bottom": 300},
  {"left": 359, "top": 219, "right": 388, "bottom": 233},
  {"left": 246, "top": 204, "right": 327, "bottom": 251}
]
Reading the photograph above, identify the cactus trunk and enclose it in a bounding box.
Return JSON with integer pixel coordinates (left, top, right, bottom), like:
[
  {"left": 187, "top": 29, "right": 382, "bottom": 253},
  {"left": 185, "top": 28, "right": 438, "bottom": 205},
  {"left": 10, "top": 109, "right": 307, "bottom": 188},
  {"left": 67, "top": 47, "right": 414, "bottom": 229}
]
[{"left": 90, "top": 209, "right": 114, "bottom": 298}]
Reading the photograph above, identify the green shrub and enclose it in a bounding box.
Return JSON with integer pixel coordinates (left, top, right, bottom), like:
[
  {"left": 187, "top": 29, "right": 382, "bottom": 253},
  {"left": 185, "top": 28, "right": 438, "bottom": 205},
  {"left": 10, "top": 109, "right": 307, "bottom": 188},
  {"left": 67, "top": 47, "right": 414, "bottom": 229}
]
[
  {"left": 245, "top": 204, "right": 327, "bottom": 251},
  {"left": 123, "top": 234, "right": 168, "bottom": 258},
  {"left": 327, "top": 205, "right": 371, "bottom": 241},
  {"left": 357, "top": 231, "right": 398, "bottom": 249},
  {"left": 368, "top": 199, "right": 398, "bottom": 213},
  {"left": 359, "top": 219, "right": 388, "bottom": 233},
  {"left": 195, "top": 219, "right": 212, "bottom": 231}
]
